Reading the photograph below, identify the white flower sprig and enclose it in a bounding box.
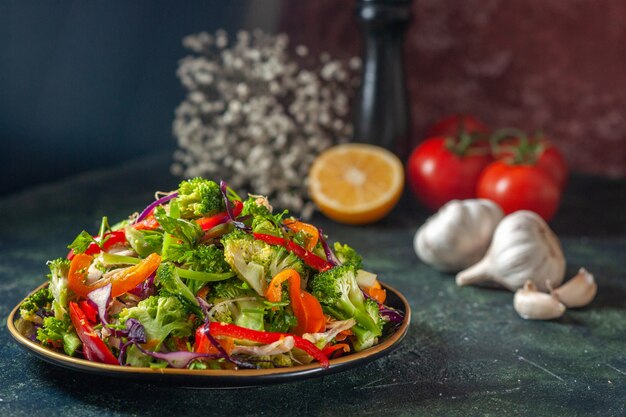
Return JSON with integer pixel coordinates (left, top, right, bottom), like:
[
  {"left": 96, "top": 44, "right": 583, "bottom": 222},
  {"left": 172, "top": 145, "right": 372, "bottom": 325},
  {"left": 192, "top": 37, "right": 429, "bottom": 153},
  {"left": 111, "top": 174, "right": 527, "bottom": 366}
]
[{"left": 172, "top": 30, "right": 360, "bottom": 216}]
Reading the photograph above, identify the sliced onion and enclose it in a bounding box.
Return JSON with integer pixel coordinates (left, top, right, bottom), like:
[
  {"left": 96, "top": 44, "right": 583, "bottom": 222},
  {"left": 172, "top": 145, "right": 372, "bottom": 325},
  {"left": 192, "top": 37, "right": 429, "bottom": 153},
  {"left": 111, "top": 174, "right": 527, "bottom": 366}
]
[
  {"left": 87, "top": 283, "right": 112, "bottom": 325},
  {"left": 302, "top": 318, "right": 356, "bottom": 348},
  {"left": 134, "top": 192, "right": 178, "bottom": 224},
  {"left": 232, "top": 336, "right": 295, "bottom": 357},
  {"left": 356, "top": 270, "right": 378, "bottom": 288},
  {"left": 134, "top": 344, "right": 223, "bottom": 369}
]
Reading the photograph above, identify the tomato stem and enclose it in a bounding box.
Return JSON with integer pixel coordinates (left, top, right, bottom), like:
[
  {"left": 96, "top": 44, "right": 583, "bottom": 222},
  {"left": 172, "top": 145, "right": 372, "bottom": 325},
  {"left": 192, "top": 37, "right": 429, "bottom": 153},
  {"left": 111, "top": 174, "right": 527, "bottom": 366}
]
[
  {"left": 490, "top": 128, "right": 546, "bottom": 165},
  {"left": 444, "top": 131, "right": 488, "bottom": 156}
]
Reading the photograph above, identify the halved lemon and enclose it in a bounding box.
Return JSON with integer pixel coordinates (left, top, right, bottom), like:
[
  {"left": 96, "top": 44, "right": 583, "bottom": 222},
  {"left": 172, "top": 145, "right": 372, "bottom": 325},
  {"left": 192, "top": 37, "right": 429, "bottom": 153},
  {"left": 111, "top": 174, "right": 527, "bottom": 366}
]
[{"left": 308, "top": 143, "right": 404, "bottom": 224}]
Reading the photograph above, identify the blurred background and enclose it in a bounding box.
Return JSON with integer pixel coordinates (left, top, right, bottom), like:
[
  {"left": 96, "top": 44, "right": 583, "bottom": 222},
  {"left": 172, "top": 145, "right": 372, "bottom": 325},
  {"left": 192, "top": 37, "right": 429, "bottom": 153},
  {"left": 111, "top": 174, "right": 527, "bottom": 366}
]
[{"left": 1, "top": 0, "right": 625, "bottom": 196}]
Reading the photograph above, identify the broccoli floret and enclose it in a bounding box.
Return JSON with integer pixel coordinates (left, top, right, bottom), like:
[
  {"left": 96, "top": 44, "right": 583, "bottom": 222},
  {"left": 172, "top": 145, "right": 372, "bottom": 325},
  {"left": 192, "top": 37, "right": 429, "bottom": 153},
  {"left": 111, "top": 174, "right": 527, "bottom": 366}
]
[
  {"left": 47, "top": 258, "right": 72, "bottom": 320},
  {"left": 200, "top": 280, "right": 252, "bottom": 325},
  {"left": 240, "top": 196, "right": 286, "bottom": 236},
  {"left": 241, "top": 195, "right": 273, "bottom": 217},
  {"left": 272, "top": 353, "right": 293, "bottom": 368},
  {"left": 155, "top": 262, "right": 201, "bottom": 315},
  {"left": 310, "top": 265, "right": 382, "bottom": 351},
  {"left": 209, "top": 278, "right": 255, "bottom": 302},
  {"left": 211, "top": 307, "right": 234, "bottom": 324},
  {"left": 179, "top": 244, "right": 232, "bottom": 273},
  {"left": 251, "top": 216, "right": 279, "bottom": 236},
  {"left": 20, "top": 287, "right": 53, "bottom": 322},
  {"left": 206, "top": 278, "right": 266, "bottom": 329},
  {"left": 222, "top": 229, "right": 309, "bottom": 296},
  {"left": 333, "top": 242, "right": 363, "bottom": 270},
  {"left": 176, "top": 178, "right": 225, "bottom": 218},
  {"left": 221, "top": 230, "right": 273, "bottom": 296},
  {"left": 36, "top": 317, "right": 81, "bottom": 356},
  {"left": 118, "top": 295, "right": 193, "bottom": 345},
  {"left": 269, "top": 246, "right": 305, "bottom": 278},
  {"left": 264, "top": 301, "right": 298, "bottom": 333},
  {"left": 165, "top": 244, "right": 233, "bottom": 295}
]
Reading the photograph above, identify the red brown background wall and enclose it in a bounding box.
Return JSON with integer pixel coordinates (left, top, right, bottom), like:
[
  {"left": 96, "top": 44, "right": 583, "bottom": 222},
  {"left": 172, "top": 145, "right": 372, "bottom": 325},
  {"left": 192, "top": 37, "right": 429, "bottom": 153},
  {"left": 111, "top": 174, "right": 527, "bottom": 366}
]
[{"left": 281, "top": 0, "right": 626, "bottom": 178}]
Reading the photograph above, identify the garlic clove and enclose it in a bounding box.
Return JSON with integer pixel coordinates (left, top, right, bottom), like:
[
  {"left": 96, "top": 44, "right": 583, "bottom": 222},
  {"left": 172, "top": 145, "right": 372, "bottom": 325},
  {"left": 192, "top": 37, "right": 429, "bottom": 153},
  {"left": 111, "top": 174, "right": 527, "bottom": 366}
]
[
  {"left": 415, "top": 199, "right": 503, "bottom": 272},
  {"left": 514, "top": 281, "right": 566, "bottom": 320},
  {"left": 551, "top": 268, "right": 597, "bottom": 308},
  {"left": 456, "top": 210, "right": 565, "bottom": 292},
  {"left": 523, "top": 280, "right": 538, "bottom": 292},
  {"left": 455, "top": 257, "right": 494, "bottom": 287}
]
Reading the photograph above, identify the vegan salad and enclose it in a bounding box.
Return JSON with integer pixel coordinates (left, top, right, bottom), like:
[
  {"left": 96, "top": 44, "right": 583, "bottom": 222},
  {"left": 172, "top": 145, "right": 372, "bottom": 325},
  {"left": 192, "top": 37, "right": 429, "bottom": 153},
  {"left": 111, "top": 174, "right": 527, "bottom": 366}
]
[{"left": 17, "top": 178, "right": 404, "bottom": 370}]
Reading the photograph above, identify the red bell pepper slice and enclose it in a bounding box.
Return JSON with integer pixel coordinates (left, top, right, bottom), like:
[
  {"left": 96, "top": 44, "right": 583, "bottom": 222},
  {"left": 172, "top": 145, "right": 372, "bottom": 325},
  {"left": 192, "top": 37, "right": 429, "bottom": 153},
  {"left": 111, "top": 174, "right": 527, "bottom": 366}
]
[
  {"left": 69, "top": 302, "right": 118, "bottom": 365},
  {"left": 194, "top": 324, "right": 234, "bottom": 355},
  {"left": 208, "top": 322, "right": 329, "bottom": 368},
  {"left": 253, "top": 233, "right": 332, "bottom": 272},
  {"left": 322, "top": 343, "right": 350, "bottom": 358},
  {"left": 78, "top": 300, "right": 98, "bottom": 323},
  {"left": 67, "top": 230, "right": 127, "bottom": 260},
  {"left": 196, "top": 213, "right": 229, "bottom": 231},
  {"left": 232, "top": 200, "right": 243, "bottom": 216}
]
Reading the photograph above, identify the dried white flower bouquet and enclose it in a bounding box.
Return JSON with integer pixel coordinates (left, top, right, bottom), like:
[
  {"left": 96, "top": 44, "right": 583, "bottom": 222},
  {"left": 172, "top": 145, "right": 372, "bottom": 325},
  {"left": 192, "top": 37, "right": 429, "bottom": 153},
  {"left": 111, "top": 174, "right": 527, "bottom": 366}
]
[{"left": 172, "top": 30, "right": 360, "bottom": 216}]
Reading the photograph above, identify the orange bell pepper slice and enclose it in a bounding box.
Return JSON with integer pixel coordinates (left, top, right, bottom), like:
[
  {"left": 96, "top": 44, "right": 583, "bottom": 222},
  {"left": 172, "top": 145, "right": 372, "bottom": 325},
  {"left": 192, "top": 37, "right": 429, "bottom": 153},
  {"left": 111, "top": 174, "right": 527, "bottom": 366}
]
[
  {"left": 284, "top": 219, "right": 319, "bottom": 252},
  {"left": 265, "top": 269, "right": 325, "bottom": 335},
  {"left": 364, "top": 280, "right": 387, "bottom": 304},
  {"left": 133, "top": 214, "right": 160, "bottom": 231},
  {"left": 68, "top": 253, "right": 161, "bottom": 298}
]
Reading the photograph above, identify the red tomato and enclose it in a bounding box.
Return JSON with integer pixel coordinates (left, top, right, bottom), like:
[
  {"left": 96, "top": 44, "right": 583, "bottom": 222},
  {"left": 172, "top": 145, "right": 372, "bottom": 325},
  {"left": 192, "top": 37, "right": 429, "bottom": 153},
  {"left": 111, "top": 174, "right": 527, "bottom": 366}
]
[
  {"left": 407, "top": 137, "right": 493, "bottom": 211},
  {"left": 476, "top": 161, "right": 561, "bottom": 221},
  {"left": 426, "top": 114, "right": 489, "bottom": 138},
  {"left": 494, "top": 137, "right": 568, "bottom": 191},
  {"left": 535, "top": 145, "right": 568, "bottom": 191}
]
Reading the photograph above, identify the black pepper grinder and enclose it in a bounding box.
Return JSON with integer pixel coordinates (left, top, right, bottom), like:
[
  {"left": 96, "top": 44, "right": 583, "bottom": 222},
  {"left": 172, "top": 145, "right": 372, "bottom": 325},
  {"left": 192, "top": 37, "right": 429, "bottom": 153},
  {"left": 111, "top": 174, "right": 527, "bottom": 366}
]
[{"left": 353, "top": 0, "right": 412, "bottom": 160}]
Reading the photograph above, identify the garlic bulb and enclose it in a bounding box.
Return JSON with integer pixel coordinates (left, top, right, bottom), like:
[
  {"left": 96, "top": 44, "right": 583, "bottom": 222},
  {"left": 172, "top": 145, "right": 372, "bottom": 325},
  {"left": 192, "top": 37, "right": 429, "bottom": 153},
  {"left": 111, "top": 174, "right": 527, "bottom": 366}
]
[
  {"left": 456, "top": 210, "right": 565, "bottom": 291},
  {"left": 414, "top": 199, "right": 504, "bottom": 272},
  {"left": 551, "top": 268, "right": 597, "bottom": 308},
  {"left": 514, "top": 281, "right": 566, "bottom": 320}
]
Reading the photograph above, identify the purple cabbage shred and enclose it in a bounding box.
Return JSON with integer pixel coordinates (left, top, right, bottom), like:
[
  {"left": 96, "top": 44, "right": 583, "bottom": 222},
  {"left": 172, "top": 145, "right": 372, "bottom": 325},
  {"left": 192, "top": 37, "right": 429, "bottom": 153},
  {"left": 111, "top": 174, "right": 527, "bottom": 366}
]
[
  {"left": 362, "top": 289, "right": 404, "bottom": 324},
  {"left": 318, "top": 228, "right": 340, "bottom": 266},
  {"left": 134, "top": 192, "right": 178, "bottom": 224},
  {"left": 219, "top": 181, "right": 248, "bottom": 230},
  {"left": 117, "top": 318, "right": 148, "bottom": 365},
  {"left": 129, "top": 273, "right": 156, "bottom": 299},
  {"left": 196, "top": 296, "right": 213, "bottom": 320}
]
